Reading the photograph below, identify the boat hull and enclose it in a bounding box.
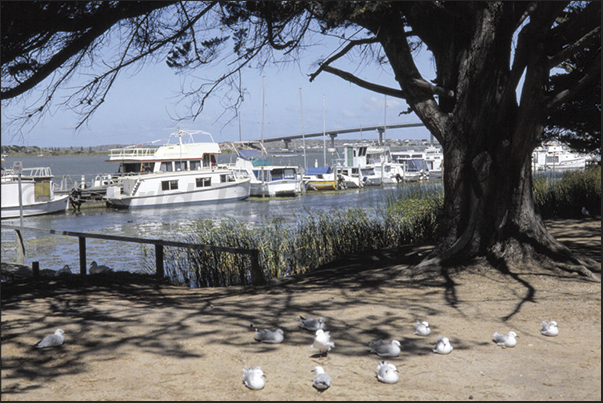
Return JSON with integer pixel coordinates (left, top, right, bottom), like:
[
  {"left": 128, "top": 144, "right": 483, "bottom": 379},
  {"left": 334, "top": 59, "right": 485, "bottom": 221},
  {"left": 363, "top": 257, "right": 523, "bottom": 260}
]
[
  {"left": 105, "top": 173, "right": 251, "bottom": 209},
  {"left": 1, "top": 194, "right": 69, "bottom": 219}
]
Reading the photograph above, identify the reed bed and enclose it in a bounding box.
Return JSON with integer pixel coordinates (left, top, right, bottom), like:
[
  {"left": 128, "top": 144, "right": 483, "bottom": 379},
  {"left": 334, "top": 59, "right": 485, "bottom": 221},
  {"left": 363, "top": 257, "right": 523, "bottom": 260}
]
[
  {"left": 534, "top": 165, "right": 601, "bottom": 218},
  {"left": 144, "top": 183, "right": 444, "bottom": 288}
]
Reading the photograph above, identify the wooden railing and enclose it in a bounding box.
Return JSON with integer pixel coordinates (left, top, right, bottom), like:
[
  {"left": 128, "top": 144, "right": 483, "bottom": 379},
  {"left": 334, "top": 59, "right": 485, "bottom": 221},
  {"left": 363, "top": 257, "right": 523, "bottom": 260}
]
[{"left": 1, "top": 224, "right": 263, "bottom": 286}]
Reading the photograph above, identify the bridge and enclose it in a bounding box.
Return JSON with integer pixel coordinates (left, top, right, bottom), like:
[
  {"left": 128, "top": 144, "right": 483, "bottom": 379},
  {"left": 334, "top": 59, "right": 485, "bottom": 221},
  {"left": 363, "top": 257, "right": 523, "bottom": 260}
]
[{"left": 258, "top": 122, "right": 425, "bottom": 149}]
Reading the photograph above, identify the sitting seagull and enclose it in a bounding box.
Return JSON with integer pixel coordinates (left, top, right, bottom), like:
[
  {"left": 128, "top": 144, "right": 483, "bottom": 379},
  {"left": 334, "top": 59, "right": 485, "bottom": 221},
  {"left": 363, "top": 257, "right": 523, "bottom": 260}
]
[
  {"left": 493, "top": 331, "right": 518, "bottom": 347},
  {"left": 243, "top": 366, "right": 266, "bottom": 390},
  {"left": 254, "top": 328, "right": 284, "bottom": 344},
  {"left": 299, "top": 315, "right": 325, "bottom": 332},
  {"left": 34, "top": 329, "right": 65, "bottom": 348},
  {"left": 376, "top": 361, "right": 399, "bottom": 384},
  {"left": 89, "top": 261, "right": 113, "bottom": 274},
  {"left": 312, "top": 329, "right": 335, "bottom": 356},
  {"left": 414, "top": 320, "right": 431, "bottom": 336},
  {"left": 56, "top": 265, "right": 72, "bottom": 276},
  {"left": 433, "top": 335, "right": 453, "bottom": 354},
  {"left": 541, "top": 321, "right": 559, "bottom": 337},
  {"left": 311, "top": 366, "right": 332, "bottom": 391},
  {"left": 368, "top": 339, "right": 401, "bottom": 357},
  {"left": 581, "top": 207, "right": 590, "bottom": 217}
]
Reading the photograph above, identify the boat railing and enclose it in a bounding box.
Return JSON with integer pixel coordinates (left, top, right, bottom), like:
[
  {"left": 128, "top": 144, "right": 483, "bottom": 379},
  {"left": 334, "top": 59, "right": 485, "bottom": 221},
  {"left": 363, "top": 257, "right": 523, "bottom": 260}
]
[
  {"left": 109, "top": 147, "right": 157, "bottom": 159},
  {"left": 3, "top": 166, "right": 54, "bottom": 179}
]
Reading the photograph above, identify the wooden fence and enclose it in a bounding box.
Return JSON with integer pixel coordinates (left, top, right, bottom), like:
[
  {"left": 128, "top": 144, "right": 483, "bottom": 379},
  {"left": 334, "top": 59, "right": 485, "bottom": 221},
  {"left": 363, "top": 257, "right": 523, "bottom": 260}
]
[{"left": 1, "top": 224, "right": 263, "bottom": 285}]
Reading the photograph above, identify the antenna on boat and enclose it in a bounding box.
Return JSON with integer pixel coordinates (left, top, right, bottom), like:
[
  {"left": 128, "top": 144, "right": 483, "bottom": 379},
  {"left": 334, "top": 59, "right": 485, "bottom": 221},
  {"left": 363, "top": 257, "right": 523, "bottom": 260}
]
[
  {"left": 261, "top": 76, "right": 265, "bottom": 155},
  {"left": 323, "top": 94, "right": 326, "bottom": 166},
  {"left": 300, "top": 87, "right": 307, "bottom": 170}
]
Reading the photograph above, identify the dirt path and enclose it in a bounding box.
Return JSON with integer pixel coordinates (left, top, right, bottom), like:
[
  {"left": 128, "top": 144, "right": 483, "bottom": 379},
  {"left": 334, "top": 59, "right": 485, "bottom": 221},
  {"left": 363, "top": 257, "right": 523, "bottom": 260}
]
[{"left": 1, "top": 218, "right": 600, "bottom": 401}]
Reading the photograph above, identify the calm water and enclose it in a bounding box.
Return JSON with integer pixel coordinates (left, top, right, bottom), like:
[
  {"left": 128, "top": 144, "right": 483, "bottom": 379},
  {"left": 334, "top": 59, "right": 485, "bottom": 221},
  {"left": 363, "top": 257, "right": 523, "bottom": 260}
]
[{"left": 2, "top": 153, "right": 439, "bottom": 273}]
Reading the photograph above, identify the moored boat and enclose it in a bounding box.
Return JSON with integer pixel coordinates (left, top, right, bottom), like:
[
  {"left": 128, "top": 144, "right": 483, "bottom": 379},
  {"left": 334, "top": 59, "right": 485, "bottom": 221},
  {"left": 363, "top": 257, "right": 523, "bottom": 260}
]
[{"left": 1, "top": 164, "right": 69, "bottom": 219}]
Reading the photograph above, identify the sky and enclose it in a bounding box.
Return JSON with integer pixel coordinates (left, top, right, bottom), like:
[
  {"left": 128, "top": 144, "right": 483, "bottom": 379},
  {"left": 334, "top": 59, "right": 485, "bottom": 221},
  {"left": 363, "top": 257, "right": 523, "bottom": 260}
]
[{"left": 1, "top": 27, "right": 435, "bottom": 148}]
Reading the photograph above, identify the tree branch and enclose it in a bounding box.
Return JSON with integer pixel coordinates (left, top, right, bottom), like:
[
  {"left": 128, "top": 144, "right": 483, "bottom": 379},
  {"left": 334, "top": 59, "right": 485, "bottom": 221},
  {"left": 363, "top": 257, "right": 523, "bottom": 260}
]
[
  {"left": 318, "top": 65, "right": 406, "bottom": 99},
  {"left": 547, "top": 52, "right": 601, "bottom": 111},
  {"left": 309, "top": 36, "right": 378, "bottom": 82},
  {"left": 548, "top": 26, "right": 601, "bottom": 69}
]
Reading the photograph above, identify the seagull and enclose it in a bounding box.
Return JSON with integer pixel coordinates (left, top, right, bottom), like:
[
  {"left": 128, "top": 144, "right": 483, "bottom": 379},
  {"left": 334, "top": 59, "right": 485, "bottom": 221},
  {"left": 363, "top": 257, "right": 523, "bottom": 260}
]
[
  {"left": 493, "top": 331, "right": 518, "bottom": 347},
  {"left": 541, "top": 321, "right": 559, "bottom": 337},
  {"left": 312, "top": 329, "right": 334, "bottom": 356},
  {"left": 299, "top": 315, "right": 325, "bottom": 331},
  {"left": 254, "top": 328, "right": 284, "bottom": 344},
  {"left": 89, "top": 261, "right": 113, "bottom": 274},
  {"left": 414, "top": 320, "right": 431, "bottom": 336},
  {"left": 369, "top": 339, "right": 401, "bottom": 357},
  {"left": 376, "top": 361, "right": 399, "bottom": 384},
  {"left": 311, "top": 366, "right": 332, "bottom": 391},
  {"left": 581, "top": 207, "right": 590, "bottom": 217},
  {"left": 243, "top": 366, "right": 266, "bottom": 390},
  {"left": 56, "top": 264, "right": 72, "bottom": 276},
  {"left": 34, "top": 329, "right": 65, "bottom": 348},
  {"left": 433, "top": 335, "right": 453, "bottom": 354}
]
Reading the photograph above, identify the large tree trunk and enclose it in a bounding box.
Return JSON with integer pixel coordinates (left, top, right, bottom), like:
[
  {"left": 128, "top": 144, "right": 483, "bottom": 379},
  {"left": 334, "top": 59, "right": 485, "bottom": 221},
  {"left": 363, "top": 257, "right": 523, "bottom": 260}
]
[{"left": 378, "top": 3, "right": 600, "bottom": 278}]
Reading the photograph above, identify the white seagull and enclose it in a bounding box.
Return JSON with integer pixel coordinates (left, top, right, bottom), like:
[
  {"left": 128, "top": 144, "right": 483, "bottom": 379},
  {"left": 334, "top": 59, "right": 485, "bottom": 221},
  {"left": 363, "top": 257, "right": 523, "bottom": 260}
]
[
  {"left": 254, "top": 328, "right": 284, "bottom": 344},
  {"left": 311, "top": 366, "right": 332, "bottom": 391},
  {"left": 56, "top": 265, "right": 72, "bottom": 276},
  {"left": 243, "top": 366, "right": 266, "bottom": 390},
  {"left": 541, "top": 321, "right": 559, "bottom": 337},
  {"left": 376, "top": 361, "right": 399, "bottom": 384},
  {"left": 34, "top": 329, "right": 65, "bottom": 348},
  {"left": 414, "top": 320, "right": 431, "bottom": 336},
  {"left": 433, "top": 335, "right": 453, "bottom": 354},
  {"left": 89, "top": 261, "right": 113, "bottom": 274},
  {"left": 368, "top": 339, "right": 401, "bottom": 357},
  {"left": 312, "top": 329, "right": 335, "bottom": 356},
  {"left": 493, "top": 331, "right": 518, "bottom": 347},
  {"left": 299, "top": 315, "right": 325, "bottom": 331}
]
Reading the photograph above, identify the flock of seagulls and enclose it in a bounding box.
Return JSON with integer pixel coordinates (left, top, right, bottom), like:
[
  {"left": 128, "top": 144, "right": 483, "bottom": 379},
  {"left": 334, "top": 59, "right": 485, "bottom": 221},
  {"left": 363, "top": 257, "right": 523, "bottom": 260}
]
[
  {"left": 32, "top": 310, "right": 559, "bottom": 392},
  {"left": 239, "top": 315, "right": 560, "bottom": 390}
]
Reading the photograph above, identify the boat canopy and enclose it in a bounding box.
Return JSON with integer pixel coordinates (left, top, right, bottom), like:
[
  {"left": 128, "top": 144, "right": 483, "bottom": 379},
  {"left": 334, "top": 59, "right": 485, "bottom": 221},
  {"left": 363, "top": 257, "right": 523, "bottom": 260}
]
[
  {"left": 304, "top": 166, "right": 333, "bottom": 175},
  {"left": 238, "top": 149, "right": 272, "bottom": 167}
]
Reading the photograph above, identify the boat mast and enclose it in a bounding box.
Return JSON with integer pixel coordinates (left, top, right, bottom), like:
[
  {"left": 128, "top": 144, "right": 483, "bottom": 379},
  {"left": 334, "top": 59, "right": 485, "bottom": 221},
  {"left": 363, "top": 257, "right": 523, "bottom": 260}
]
[
  {"left": 323, "top": 94, "right": 326, "bottom": 166},
  {"left": 261, "top": 76, "right": 265, "bottom": 154},
  {"left": 300, "top": 88, "right": 307, "bottom": 170}
]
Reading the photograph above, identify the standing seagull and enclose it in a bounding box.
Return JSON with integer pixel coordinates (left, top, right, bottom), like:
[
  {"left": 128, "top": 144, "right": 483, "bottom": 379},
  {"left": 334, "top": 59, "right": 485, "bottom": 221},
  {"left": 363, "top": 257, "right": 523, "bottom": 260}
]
[
  {"left": 243, "top": 366, "right": 266, "bottom": 390},
  {"left": 254, "top": 328, "right": 284, "bottom": 344},
  {"left": 299, "top": 315, "right": 325, "bottom": 331},
  {"left": 376, "top": 361, "right": 399, "bottom": 384},
  {"left": 414, "top": 320, "right": 431, "bottom": 336},
  {"left": 312, "top": 329, "right": 335, "bottom": 356},
  {"left": 433, "top": 335, "right": 453, "bottom": 354},
  {"left": 493, "top": 331, "right": 518, "bottom": 347},
  {"left": 34, "top": 329, "right": 65, "bottom": 348},
  {"left": 581, "top": 207, "right": 590, "bottom": 217},
  {"left": 311, "top": 366, "right": 332, "bottom": 391},
  {"left": 541, "top": 321, "right": 559, "bottom": 337},
  {"left": 368, "top": 339, "right": 401, "bottom": 357}
]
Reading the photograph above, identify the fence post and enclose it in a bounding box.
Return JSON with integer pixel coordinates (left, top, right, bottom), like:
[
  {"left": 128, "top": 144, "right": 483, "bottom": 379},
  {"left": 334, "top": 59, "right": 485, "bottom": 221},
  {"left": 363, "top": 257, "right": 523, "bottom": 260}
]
[
  {"left": 32, "top": 261, "right": 39, "bottom": 277},
  {"left": 250, "top": 249, "right": 263, "bottom": 286},
  {"left": 155, "top": 244, "right": 164, "bottom": 278},
  {"left": 79, "top": 236, "right": 87, "bottom": 275}
]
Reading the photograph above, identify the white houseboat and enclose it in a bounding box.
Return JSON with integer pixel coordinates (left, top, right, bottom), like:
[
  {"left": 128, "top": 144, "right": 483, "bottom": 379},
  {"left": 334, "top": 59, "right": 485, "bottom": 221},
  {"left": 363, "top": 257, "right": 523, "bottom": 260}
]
[
  {"left": 1, "top": 164, "right": 69, "bottom": 219},
  {"left": 104, "top": 130, "right": 251, "bottom": 208}
]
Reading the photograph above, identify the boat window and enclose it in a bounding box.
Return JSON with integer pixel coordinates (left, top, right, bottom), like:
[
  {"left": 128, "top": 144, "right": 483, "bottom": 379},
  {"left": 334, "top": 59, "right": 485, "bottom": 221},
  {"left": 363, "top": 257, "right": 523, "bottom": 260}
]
[
  {"left": 220, "top": 174, "right": 235, "bottom": 183},
  {"left": 174, "top": 161, "right": 186, "bottom": 171},
  {"left": 190, "top": 160, "right": 202, "bottom": 170},
  {"left": 161, "top": 180, "right": 178, "bottom": 191},
  {"left": 161, "top": 162, "right": 173, "bottom": 172},
  {"left": 196, "top": 177, "right": 211, "bottom": 187},
  {"left": 283, "top": 168, "right": 296, "bottom": 179}
]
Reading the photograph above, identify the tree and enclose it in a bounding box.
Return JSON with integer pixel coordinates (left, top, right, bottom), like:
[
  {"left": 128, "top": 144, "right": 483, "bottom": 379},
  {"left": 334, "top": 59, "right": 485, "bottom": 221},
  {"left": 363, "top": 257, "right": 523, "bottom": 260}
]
[{"left": 2, "top": 1, "right": 600, "bottom": 278}]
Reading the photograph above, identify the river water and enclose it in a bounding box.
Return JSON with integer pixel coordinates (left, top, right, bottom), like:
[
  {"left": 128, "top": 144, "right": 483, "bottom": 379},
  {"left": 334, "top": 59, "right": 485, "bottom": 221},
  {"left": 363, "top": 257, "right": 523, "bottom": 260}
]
[{"left": 1, "top": 152, "right": 439, "bottom": 274}]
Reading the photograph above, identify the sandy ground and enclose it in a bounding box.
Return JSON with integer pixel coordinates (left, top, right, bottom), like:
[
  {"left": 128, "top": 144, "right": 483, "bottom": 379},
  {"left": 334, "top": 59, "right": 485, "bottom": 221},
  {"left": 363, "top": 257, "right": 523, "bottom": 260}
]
[{"left": 1, "top": 218, "right": 600, "bottom": 401}]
